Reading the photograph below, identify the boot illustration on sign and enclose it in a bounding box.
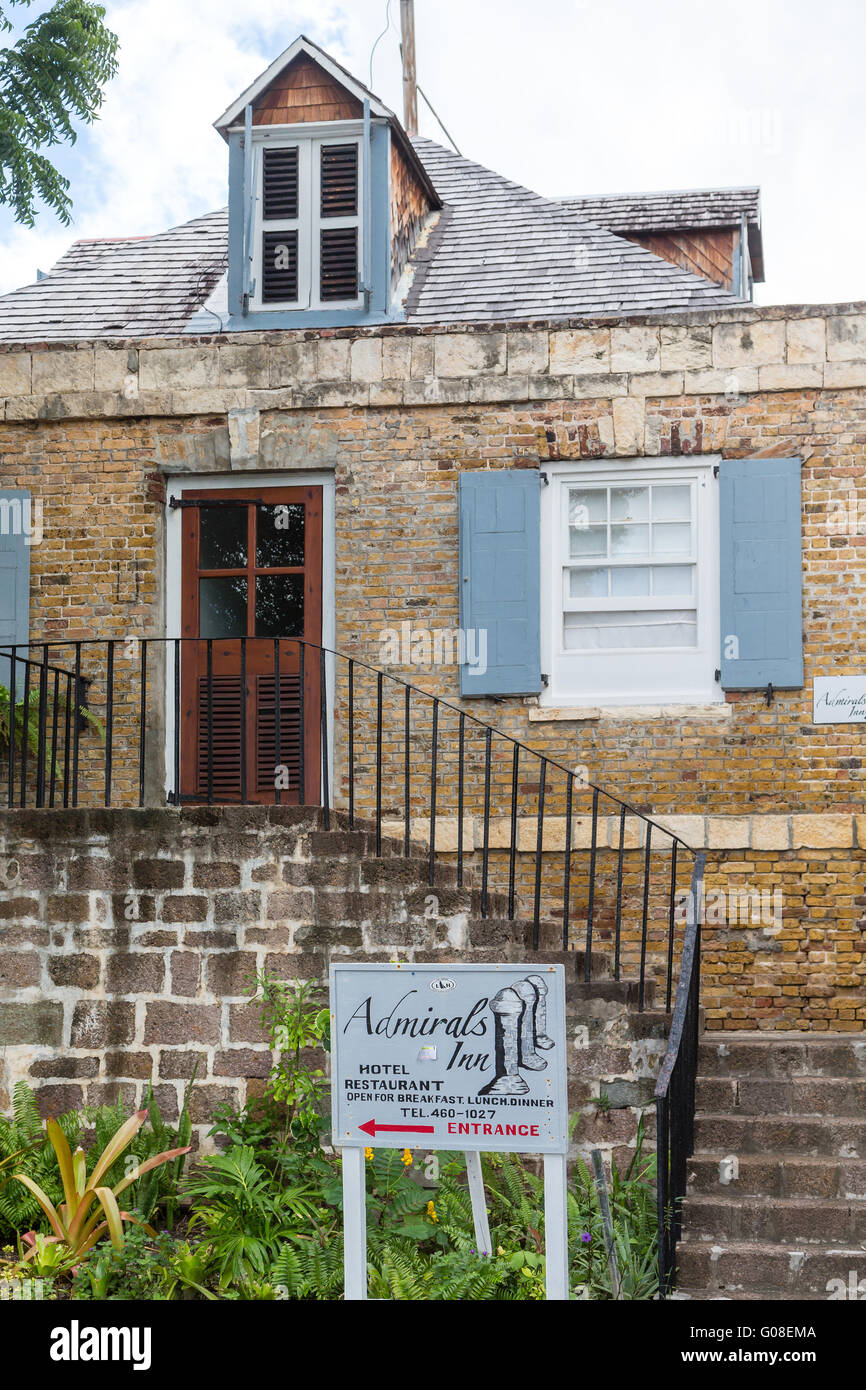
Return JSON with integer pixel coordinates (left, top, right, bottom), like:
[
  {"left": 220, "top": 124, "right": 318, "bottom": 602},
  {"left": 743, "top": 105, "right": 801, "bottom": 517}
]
[
  {"left": 512, "top": 980, "right": 548, "bottom": 1071},
  {"left": 479, "top": 987, "right": 528, "bottom": 1096},
  {"left": 479, "top": 976, "right": 554, "bottom": 1096},
  {"left": 526, "top": 973, "right": 555, "bottom": 1050}
]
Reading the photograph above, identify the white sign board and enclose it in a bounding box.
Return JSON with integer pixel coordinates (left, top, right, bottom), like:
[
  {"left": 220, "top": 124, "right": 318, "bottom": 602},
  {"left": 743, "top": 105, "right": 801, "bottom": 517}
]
[
  {"left": 330, "top": 962, "right": 568, "bottom": 1154},
  {"left": 813, "top": 677, "right": 866, "bottom": 724}
]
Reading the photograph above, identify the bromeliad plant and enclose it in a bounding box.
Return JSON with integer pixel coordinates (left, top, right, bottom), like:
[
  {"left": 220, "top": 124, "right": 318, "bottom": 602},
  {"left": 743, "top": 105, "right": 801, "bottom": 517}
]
[{"left": 14, "top": 1110, "right": 190, "bottom": 1272}]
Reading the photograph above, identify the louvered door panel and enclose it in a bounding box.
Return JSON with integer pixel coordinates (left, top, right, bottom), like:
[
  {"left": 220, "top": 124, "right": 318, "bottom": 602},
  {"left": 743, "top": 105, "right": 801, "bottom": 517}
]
[
  {"left": 320, "top": 226, "right": 358, "bottom": 301},
  {"left": 256, "top": 674, "right": 301, "bottom": 794},
  {"left": 263, "top": 146, "right": 299, "bottom": 219},
  {"left": 262, "top": 229, "right": 298, "bottom": 302},
  {"left": 196, "top": 676, "right": 243, "bottom": 799},
  {"left": 320, "top": 144, "right": 358, "bottom": 217}
]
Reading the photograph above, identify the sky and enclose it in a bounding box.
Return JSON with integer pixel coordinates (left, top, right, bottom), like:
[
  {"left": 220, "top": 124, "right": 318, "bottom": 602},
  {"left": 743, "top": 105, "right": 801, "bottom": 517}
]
[{"left": 1, "top": 0, "right": 864, "bottom": 305}]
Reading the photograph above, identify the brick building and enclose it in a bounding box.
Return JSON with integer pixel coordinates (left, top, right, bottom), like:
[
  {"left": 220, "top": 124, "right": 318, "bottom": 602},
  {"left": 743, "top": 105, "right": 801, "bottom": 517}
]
[{"left": 0, "top": 34, "right": 864, "bottom": 1297}]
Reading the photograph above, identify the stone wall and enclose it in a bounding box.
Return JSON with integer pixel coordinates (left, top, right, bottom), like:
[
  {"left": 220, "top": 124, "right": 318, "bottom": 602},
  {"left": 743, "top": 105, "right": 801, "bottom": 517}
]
[{"left": 0, "top": 805, "right": 667, "bottom": 1162}]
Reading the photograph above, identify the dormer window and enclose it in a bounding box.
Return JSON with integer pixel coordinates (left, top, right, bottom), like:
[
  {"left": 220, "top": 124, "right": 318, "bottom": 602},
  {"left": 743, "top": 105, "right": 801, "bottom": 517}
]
[
  {"left": 255, "top": 136, "right": 362, "bottom": 310},
  {"left": 214, "top": 35, "right": 439, "bottom": 328}
]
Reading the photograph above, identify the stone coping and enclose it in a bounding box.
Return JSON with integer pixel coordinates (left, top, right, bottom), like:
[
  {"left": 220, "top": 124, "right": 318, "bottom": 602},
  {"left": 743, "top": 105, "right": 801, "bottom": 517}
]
[
  {"left": 381, "top": 813, "right": 866, "bottom": 853},
  {"left": 1, "top": 307, "right": 865, "bottom": 428}
]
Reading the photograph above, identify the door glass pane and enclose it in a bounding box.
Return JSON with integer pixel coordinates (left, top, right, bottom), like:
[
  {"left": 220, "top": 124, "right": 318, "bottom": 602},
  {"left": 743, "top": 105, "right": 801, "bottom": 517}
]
[
  {"left": 611, "top": 565, "right": 651, "bottom": 596},
  {"left": 200, "top": 505, "right": 248, "bottom": 569},
  {"left": 256, "top": 502, "right": 305, "bottom": 568},
  {"left": 652, "top": 485, "right": 691, "bottom": 521},
  {"left": 200, "top": 576, "right": 247, "bottom": 637},
  {"left": 256, "top": 574, "right": 304, "bottom": 637},
  {"left": 611, "top": 487, "right": 649, "bottom": 522},
  {"left": 569, "top": 566, "right": 608, "bottom": 598},
  {"left": 610, "top": 523, "right": 649, "bottom": 556}
]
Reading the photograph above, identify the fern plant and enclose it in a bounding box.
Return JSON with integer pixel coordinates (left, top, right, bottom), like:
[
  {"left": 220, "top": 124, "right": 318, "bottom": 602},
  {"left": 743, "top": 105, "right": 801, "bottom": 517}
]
[{"left": 0, "top": 1083, "right": 79, "bottom": 1241}]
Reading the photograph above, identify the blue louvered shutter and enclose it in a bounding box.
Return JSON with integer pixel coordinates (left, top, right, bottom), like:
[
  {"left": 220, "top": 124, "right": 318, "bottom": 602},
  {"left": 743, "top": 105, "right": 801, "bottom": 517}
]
[
  {"left": 458, "top": 470, "right": 541, "bottom": 696},
  {"left": 719, "top": 458, "right": 803, "bottom": 689},
  {"left": 0, "top": 491, "right": 31, "bottom": 692}
]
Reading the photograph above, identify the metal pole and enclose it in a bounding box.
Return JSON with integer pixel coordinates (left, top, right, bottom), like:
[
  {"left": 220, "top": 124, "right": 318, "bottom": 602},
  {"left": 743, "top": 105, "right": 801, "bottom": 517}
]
[
  {"left": 591, "top": 1148, "right": 622, "bottom": 1299},
  {"left": 464, "top": 1152, "right": 492, "bottom": 1256},
  {"left": 341, "top": 1146, "right": 368, "bottom": 1301},
  {"left": 400, "top": 0, "right": 418, "bottom": 134},
  {"left": 543, "top": 1153, "right": 569, "bottom": 1301}
]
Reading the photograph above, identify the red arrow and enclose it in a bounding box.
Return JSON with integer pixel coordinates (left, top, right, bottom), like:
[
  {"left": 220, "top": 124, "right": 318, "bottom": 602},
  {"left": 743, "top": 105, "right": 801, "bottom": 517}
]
[{"left": 358, "top": 1119, "right": 435, "bottom": 1138}]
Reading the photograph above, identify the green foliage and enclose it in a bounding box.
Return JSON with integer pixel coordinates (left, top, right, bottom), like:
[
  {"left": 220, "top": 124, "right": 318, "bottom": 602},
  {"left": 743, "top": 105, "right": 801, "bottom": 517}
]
[
  {"left": 0, "top": 1081, "right": 78, "bottom": 1240},
  {"left": 246, "top": 972, "right": 330, "bottom": 1146},
  {"left": 0, "top": 681, "right": 105, "bottom": 781},
  {"left": 86, "top": 1077, "right": 194, "bottom": 1226},
  {"left": 0, "top": 0, "right": 119, "bottom": 226},
  {"left": 183, "top": 1144, "right": 320, "bottom": 1289}
]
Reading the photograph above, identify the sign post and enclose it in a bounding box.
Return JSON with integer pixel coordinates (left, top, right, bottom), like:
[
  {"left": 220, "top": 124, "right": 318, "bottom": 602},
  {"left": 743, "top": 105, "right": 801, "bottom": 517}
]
[{"left": 330, "top": 961, "right": 570, "bottom": 1301}]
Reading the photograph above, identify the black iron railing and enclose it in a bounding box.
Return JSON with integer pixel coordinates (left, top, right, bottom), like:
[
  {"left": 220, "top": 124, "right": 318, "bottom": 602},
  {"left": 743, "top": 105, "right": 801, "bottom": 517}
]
[
  {"left": 1, "top": 636, "right": 698, "bottom": 1002},
  {"left": 654, "top": 850, "right": 706, "bottom": 1297}
]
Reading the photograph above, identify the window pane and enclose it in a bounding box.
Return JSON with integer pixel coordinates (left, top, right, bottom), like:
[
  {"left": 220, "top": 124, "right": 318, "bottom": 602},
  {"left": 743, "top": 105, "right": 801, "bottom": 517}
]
[
  {"left": 610, "top": 565, "right": 650, "bottom": 596},
  {"left": 200, "top": 506, "right": 247, "bottom": 569},
  {"left": 652, "top": 522, "right": 692, "bottom": 555},
  {"left": 652, "top": 565, "right": 693, "bottom": 596},
  {"left": 569, "top": 567, "right": 608, "bottom": 598},
  {"left": 611, "top": 487, "right": 648, "bottom": 522},
  {"left": 255, "top": 574, "right": 304, "bottom": 637},
  {"left": 200, "top": 576, "right": 247, "bottom": 638},
  {"left": 568, "top": 489, "right": 606, "bottom": 526},
  {"left": 610, "top": 523, "right": 649, "bottom": 556},
  {"left": 570, "top": 524, "right": 607, "bottom": 558},
  {"left": 256, "top": 503, "right": 305, "bottom": 568},
  {"left": 564, "top": 609, "right": 696, "bottom": 651},
  {"left": 652, "top": 485, "right": 691, "bottom": 521}
]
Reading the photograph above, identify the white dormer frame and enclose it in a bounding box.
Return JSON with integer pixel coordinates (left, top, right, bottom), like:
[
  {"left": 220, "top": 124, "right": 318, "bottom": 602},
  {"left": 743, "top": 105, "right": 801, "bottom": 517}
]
[{"left": 249, "top": 123, "right": 365, "bottom": 314}]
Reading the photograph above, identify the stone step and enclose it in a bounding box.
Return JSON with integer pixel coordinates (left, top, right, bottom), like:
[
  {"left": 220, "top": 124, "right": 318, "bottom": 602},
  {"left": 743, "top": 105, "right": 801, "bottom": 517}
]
[
  {"left": 695, "top": 1075, "right": 866, "bottom": 1115},
  {"left": 676, "top": 1240, "right": 866, "bottom": 1295},
  {"left": 698, "top": 1033, "right": 866, "bottom": 1079},
  {"left": 682, "top": 1193, "right": 866, "bottom": 1243},
  {"left": 694, "top": 1112, "right": 866, "bottom": 1158},
  {"left": 686, "top": 1152, "right": 866, "bottom": 1200}
]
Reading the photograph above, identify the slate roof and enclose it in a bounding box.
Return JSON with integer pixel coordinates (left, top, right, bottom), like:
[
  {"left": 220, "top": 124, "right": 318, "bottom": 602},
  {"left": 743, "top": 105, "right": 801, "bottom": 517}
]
[
  {"left": 403, "top": 139, "right": 747, "bottom": 324},
  {"left": 0, "top": 139, "right": 749, "bottom": 343},
  {"left": 562, "top": 187, "right": 761, "bottom": 234}
]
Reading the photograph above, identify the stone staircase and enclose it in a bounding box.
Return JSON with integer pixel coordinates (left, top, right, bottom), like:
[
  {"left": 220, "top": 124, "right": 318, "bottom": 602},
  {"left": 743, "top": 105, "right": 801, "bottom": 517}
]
[{"left": 676, "top": 1033, "right": 866, "bottom": 1300}]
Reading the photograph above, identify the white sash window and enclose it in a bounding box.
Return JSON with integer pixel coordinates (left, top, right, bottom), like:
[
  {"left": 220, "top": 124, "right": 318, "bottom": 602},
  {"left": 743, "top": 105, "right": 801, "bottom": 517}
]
[{"left": 541, "top": 458, "right": 722, "bottom": 706}]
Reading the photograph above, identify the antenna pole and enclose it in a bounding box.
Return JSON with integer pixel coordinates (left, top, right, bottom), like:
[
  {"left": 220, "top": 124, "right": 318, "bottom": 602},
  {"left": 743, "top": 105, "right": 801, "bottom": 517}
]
[{"left": 400, "top": 0, "right": 418, "bottom": 134}]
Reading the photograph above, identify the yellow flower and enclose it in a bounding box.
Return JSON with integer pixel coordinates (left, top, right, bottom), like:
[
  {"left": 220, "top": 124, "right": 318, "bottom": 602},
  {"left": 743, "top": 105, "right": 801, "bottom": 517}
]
[
  {"left": 497, "top": 1246, "right": 505, "bottom": 1256},
  {"left": 365, "top": 1147, "right": 373, "bottom": 1160},
  {"left": 402, "top": 1148, "right": 413, "bottom": 1166},
  {"left": 426, "top": 1200, "right": 439, "bottom": 1223}
]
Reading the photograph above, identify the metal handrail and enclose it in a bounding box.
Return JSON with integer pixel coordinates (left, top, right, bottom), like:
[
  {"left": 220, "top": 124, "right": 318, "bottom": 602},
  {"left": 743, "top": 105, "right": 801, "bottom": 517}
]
[{"left": 654, "top": 850, "right": 706, "bottom": 1296}]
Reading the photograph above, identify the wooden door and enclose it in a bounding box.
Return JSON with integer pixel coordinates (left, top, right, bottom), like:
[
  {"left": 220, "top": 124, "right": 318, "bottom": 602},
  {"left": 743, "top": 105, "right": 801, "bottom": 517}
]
[{"left": 179, "top": 486, "right": 322, "bottom": 804}]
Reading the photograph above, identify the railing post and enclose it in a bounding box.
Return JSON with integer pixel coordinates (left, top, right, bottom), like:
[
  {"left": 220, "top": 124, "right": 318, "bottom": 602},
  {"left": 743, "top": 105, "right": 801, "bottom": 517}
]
[
  {"left": 532, "top": 758, "right": 547, "bottom": 950},
  {"left": 105, "top": 639, "right": 115, "bottom": 807},
  {"left": 239, "top": 636, "right": 247, "bottom": 805},
  {"left": 403, "top": 684, "right": 410, "bottom": 856},
  {"left": 7, "top": 646, "right": 16, "bottom": 809},
  {"left": 456, "top": 710, "right": 465, "bottom": 886},
  {"left": 428, "top": 698, "right": 438, "bottom": 887},
  {"left": 584, "top": 786, "right": 598, "bottom": 983},
  {"left": 320, "top": 648, "right": 330, "bottom": 829},
  {"left": 172, "top": 637, "right": 180, "bottom": 805},
  {"left": 481, "top": 726, "right": 492, "bottom": 918},
  {"left": 20, "top": 653, "right": 31, "bottom": 808},
  {"left": 48, "top": 667, "right": 60, "bottom": 808},
  {"left": 273, "top": 638, "right": 281, "bottom": 806},
  {"left": 375, "top": 670, "right": 383, "bottom": 856},
  {"left": 298, "top": 642, "right": 306, "bottom": 806},
  {"left": 71, "top": 644, "right": 81, "bottom": 808},
  {"left": 35, "top": 644, "right": 48, "bottom": 808},
  {"left": 562, "top": 771, "right": 573, "bottom": 951},
  {"left": 138, "top": 640, "right": 148, "bottom": 808},
  {"left": 62, "top": 670, "right": 72, "bottom": 808},
  {"left": 508, "top": 744, "right": 519, "bottom": 921},
  {"left": 666, "top": 840, "right": 679, "bottom": 1011},
  {"left": 614, "top": 805, "right": 626, "bottom": 980},
  {"left": 206, "top": 638, "right": 214, "bottom": 805},
  {"left": 347, "top": 658, "right": 355, "bottom": 827},
  {"left": 638, "top": 822, "right": 652, "bottom": 1012}
]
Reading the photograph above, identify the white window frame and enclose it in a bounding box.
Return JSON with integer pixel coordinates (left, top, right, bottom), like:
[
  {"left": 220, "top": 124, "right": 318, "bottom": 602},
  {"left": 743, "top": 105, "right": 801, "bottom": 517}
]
[
  {"left": 250, "top": 128, "right": 364, "bottom": 313},
  {"left": 540, "top": 456, "right": 722, "bottom": 708}
]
